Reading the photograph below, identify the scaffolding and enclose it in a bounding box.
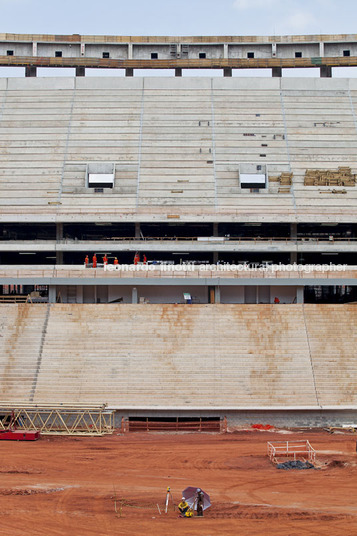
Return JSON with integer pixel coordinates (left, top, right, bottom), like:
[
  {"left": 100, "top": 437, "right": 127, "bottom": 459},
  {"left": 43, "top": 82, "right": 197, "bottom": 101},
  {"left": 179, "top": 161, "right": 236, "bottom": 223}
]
[{"left": 0, "top": 403, "right": 115, "bottom": 436}]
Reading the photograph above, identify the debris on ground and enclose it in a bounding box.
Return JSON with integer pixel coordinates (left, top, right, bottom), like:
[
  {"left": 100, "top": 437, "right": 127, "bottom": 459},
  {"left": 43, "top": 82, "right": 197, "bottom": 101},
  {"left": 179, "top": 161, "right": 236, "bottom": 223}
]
[{"left": 276, "top": 460, "right": 315, "bottom": 470}]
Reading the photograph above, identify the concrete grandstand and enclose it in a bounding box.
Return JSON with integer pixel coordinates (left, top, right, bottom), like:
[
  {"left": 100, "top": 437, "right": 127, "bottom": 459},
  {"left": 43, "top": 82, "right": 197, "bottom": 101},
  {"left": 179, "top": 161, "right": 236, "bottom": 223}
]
[{"left": 0, "top": 34, "right": 356, "bottom": 430}]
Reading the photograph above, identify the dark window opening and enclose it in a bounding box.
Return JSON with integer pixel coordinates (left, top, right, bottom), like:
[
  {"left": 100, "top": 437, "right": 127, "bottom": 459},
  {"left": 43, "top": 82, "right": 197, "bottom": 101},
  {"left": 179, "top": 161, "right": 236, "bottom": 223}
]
[
  {"left": 199, "top": 52, "right": 206, "bottom": 59},
  {"left": 102, "top": 52, "right": 110, "bottom": 58},
  {"left": 55, "top": 51, "right": 62, "bottom": 57},
  {"left": 343, "top": 50, "right": 351, "bottom": 57},
  {"left": 7, "top": 50, "right": 14, "bottom": 56},
  {"left": 295, "top": 51, "right": 302, "bottom": 58},
  {"left": 260, "top": 154, "right": 266, "bottom": 157},
  {"left": 94, "top": 188, "right": 104, "bottom": 193},
  {"left": 257, "top": 165, "right": 262, "bottom": 170},
  {"left": 151, "top": 52, "right": 158, "bottom": 59},
  {"left": 247, "top": 52, "right": 254, "bottom": 58},
  {"left": 261, "top": 144, "right": 268, "bottom": 147}
]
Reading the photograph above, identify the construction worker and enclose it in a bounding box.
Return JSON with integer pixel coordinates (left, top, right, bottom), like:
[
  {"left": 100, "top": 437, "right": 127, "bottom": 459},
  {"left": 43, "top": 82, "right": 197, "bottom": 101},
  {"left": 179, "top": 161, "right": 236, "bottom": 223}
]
[
  {"left": 143, "top": 254, "right": 147, "bottom": 264},
  {"left": 114, "top": 257, "right": 119, "bottom": 265},
  {"left": 84, "top": 255, "right": 89, "bottom": 267},
  {"left": 103, "top": 254, "right": 108, "bottom": 265},
  {"left": 92, "top": 254, "right": 97, "bottom": 268},
  {"left": 274, "top": 296, "right": 280, "bottom": 304},
  {"left": 196, "top": 488, "right": 204, "bottom": 517},
  {"left": 134, "top": 252, "right": 140, "bottom": 265},
  {"left": 178, "top": 497, "right": 190, "bottom": 517}
]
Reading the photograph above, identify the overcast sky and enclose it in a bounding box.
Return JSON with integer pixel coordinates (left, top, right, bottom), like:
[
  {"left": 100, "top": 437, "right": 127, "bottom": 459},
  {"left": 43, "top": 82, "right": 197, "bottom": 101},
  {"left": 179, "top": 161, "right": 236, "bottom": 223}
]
[{"left": 1, "top": 0, "right": 357, "bottom": 77}]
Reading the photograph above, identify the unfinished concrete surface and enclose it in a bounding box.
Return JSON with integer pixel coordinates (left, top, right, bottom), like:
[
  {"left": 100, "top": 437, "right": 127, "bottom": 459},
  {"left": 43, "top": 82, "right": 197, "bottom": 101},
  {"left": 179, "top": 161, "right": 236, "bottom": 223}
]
[
  {"left": 0, "top": 304, "right": 355, "bottom": 421},
  {"left": 1, "top": 77, "right": 357, "bottom": 223}
]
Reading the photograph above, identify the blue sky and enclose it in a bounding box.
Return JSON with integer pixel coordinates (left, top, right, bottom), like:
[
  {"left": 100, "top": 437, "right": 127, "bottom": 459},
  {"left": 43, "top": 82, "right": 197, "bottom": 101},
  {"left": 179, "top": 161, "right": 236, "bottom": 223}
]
[{"left": 1, "top": 0, "right": 357, "bottom": 76}]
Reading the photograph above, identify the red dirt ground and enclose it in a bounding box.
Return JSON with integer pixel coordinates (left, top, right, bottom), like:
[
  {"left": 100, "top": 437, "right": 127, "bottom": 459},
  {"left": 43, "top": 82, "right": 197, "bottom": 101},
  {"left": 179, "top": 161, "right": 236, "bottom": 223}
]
[{"left": 0, "top": 429, "right": 356, "bottom": 536}]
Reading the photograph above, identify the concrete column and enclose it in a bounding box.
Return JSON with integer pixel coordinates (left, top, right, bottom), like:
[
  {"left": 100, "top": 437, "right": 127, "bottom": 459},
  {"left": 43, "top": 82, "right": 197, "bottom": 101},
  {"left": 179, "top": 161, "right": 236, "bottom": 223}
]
[
  {"left": 128, "top": 43, "right": 133, "bottom": 59},
  {"left": 320, "top": 65, "right": 332, "bottom": 78},
  {"left": 223, "top": 67, "right": 232, "bottom": 77},
  {"left": 296, "top": 286, "right": 304, "bottom": 304},
  {"left": 48, "top": 286, "right": 56, "bottom": 303},
  {"left": 213, "top": 252, "right": 219, "bottom": 264},
  {"left": 213, "top": 223, "right": 219, "bottom": 236},
  {"left": 175, "top": 68, "right": 182, "bottom": 77},
  {"left": 135, "top": 222, "right": 141, "bottom": 239},
  {"left": 290, "top": 223, "right": 297, "bottom": 263},
  {"left": 290, "top": 223, "right": 297, "bottom": 239},
  {"left": 25, "top": 66, "right": 37, "bottom": 77},
  {"left": 77, "top": 285, "right": 83, "bottom": 304},
  {"left": 126, "top": 68, "right": 134, "bottom": 77},
  {"left": 319, "top": 42, "right": 324, "bottom": 57},
  {"left": 32, "top": 42, "right": 37, "bottom": 56},
  {"left": 272, "top": 67, "right": 282, "bottom": 77},
  {"left": 215, "top": 286, "right": 221, "bottom": 304},
  {"left": 56, "top": 223, "right": 63, "bottom": 265},
  {"left": 132, "top": 287, "right": 138, "bottom": 304},
  {"left": 224, "top": 44, "right": 229, "bottom": 59},
  {"left": 76, "top": 67, "right": 85, "bottom": 77}
]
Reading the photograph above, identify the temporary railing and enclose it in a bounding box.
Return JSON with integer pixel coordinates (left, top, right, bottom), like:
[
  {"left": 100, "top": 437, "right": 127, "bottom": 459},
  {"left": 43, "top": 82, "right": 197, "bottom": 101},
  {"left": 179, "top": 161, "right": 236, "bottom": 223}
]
[
  {"left": 0, "top": 403, "right": 115, "bottom": 436},
  {"left": 267, "top": 440, "right": 316, "bottom": 464}
]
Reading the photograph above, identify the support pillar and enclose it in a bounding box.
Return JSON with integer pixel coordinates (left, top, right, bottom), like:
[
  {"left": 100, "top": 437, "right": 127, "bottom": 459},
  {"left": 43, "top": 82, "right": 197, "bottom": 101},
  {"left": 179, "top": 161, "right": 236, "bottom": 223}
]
[
  {"left": 175, "top": 68, "right": 182, "bottom": 77},
  {"left": 320, "top": 65, "right": 332, "bottom": 78},
  {"left": 126, "top": 68, "right": 134, "bottom": 77},
  {"left": 25, "top": 66, "right": 37, "bottom": 77},
  {"left": 56, "top": 223, "right": 63, "bottom": 265},
  {"left": 48, "top": 286, "right": 56, "bottom": 303},
  {"left": 213, "top": 223, "right": 219, "bottom": 236},
  {"left": 290, "top": 223, "right": 297, "bottom": 263},
  {"left": 135, "top": 222, "right": 141, "bottom": 239},
  {"left": 223, "top": 67, "right": 232, "bottom": 77},
  {"left": 77, "top": 285, "right": 83, "bottom": 304},
  {"left": 272, "top": 67, "right": 282, "bottom": 77},
  {"left": 76, "top": 67, "right": 85, "bottom": 77},
  {"left": 296, "top": 286, "right": 304, "bottom": 304},
  {"left": 215, "top": 286, "right": 221, "bottom": 304},
  {"left": 132, "top": 287, "right": 138, "bottom": 304},
  {"left": 213, "top": 252, "right": 219, "bottom": 264}
]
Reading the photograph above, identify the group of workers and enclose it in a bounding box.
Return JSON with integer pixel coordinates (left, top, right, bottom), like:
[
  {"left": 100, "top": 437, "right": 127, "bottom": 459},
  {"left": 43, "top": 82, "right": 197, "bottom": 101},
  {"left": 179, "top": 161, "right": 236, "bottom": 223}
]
[
  {"left": 178, "top": 488, "right": 205, "bottom": 518},
  {"left": 84, "top": 252, "right": 147, "bottom": 267}
]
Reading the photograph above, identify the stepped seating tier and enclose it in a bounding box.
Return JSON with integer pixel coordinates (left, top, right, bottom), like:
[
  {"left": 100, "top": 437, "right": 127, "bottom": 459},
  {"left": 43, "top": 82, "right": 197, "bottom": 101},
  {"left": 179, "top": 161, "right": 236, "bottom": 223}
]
[{"left": 0, "top": 304, "right": 356, "bottom": 409}]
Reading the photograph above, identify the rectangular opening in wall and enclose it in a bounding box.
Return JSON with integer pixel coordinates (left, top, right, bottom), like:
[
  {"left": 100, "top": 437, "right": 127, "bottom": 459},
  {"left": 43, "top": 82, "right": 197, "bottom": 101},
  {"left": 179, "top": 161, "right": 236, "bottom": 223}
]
[
  {"left": 7, "top": 50, "right": 14, "bottom": 56},
  {"left": 240, "top": 173, "right": 266, "bottom": 189},
  {"left": 102, "top": 52, "right": 110, "bottom": 58},
  {"left": 128, "top": 416, "right": 221, "bottom": 432},
  {"left": 87, "top": 162, "right": 115, "bottom": 189},
  {"left": 151, "top": 52, "right": 158, "bottom": 59},
  {"left": 343, "top": 50, "right": 351, "bottom": 57},
  {"left": 199, "top": 52, "right": 206, "bottom": 59},
  {"left": 247, "top": 52, "right": 255, "bottom": 58},
  {"left": 295, "top": 51, "right": 302, "bottom": 58},
  {"left": 55, "top": 51, "right": 63, "bottom": 57}
]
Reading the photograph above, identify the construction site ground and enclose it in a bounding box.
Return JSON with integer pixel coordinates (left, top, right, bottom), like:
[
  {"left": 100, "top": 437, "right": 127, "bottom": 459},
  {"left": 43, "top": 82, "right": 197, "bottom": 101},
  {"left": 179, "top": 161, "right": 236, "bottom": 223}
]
[{"left": 0, "top": 429, "right": 356, "bottom": 536}]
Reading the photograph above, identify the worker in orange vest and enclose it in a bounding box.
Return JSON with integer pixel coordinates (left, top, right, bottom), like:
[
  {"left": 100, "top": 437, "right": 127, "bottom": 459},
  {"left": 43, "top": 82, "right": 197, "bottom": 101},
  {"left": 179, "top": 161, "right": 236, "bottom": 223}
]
[
  {"left": 114, "top": 257, "right": 119, "bottom": 265},
  {"left": 103, "top": 254, "right": 108, "bottom": 265},
  {"left": 134, "top": 252, "right": 140, "bottom": 265},
  {"left": 85, "top": 255, "right": 89, "bottom": 266},
  {"left": 143, "top": 254, "right": 147, "bottom": 264},
  {"left": 92, "top": 254, "right": 97, "bottom": 268}
]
